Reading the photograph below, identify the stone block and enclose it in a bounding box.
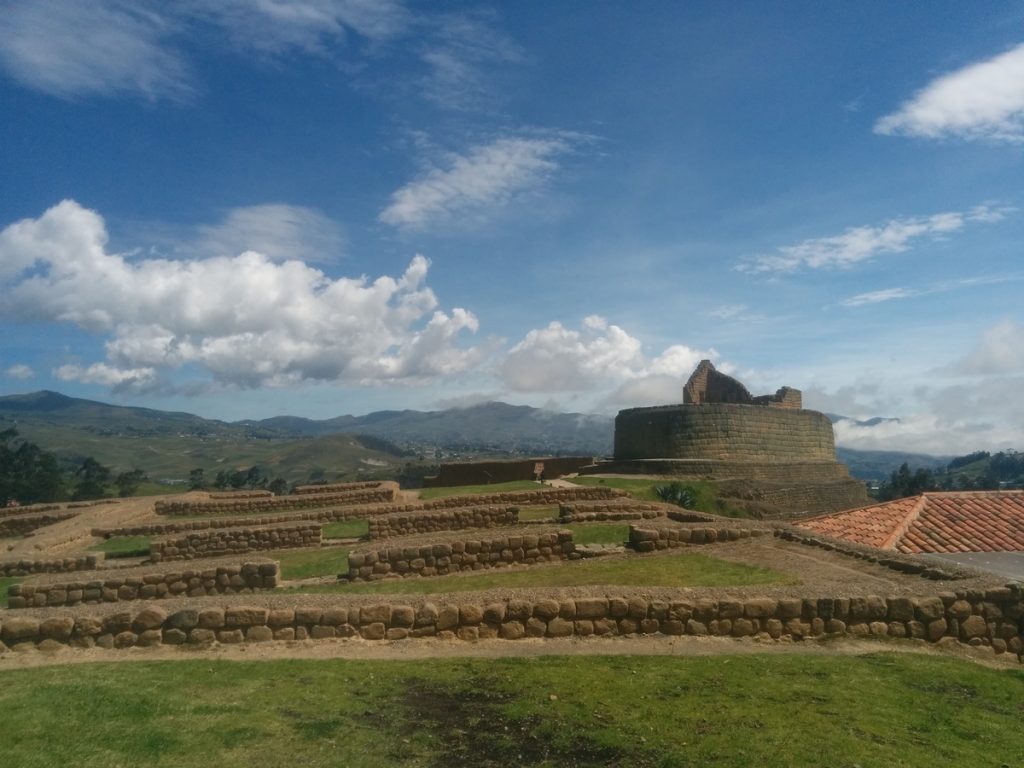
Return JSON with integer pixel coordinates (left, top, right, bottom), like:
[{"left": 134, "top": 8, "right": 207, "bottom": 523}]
[
  {"left": 189, "top": 628, "right": 215, "bottom": 644},
  {"left": 361, "top": 623, "right": 386, "bottom": 640},
  {"left": 547, "top": 618, "right": 574, "bottom": 637},
  {"left": 132, "top": 606, "right": 169, "bottom": 632},
  {"left": 225, "top": 606, "right": 269, "bottom": 628},
  {"left": 533, "top": 599, "right": 560, "bottom": 621},
  {"left": 39, "top": 617, "right": 75, "bottom": 640},
  {"left": 198, "top": 609, "right": 225, "bottom": 629},
  {"left": 744, "top": 598, "right": 777, "bottom": 619}
]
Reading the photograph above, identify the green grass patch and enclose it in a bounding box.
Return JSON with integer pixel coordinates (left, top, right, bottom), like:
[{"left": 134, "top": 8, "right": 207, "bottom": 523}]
[
  {"left": 88, "top": 536, "right": 151, "bottom": 558},
  {"left": 322, "top": 520, "right": 369, "bottom": 539},
  {"left": 0, "top": 576, "right": 20, "bottom": 608},
  {"left": 518, "top": 505, "right": 559, "bottom": 521},
  {"left": 565, "top": 523, "right": 629, "bottom": 545},
  {"left": 271, "top": 545, "right": 350, "bottom": 580},
  {"left": 570, "top": 476, "right": 751, "bottom": 517},
  {"left": 418, "top": 480, "right": 541, "bottom": 500},
  {"left": 294, "top": 550, "right": 790, "bottom": 595},
  {"left": 0, "top": 653, "right": 1021, "bottom": 767}
]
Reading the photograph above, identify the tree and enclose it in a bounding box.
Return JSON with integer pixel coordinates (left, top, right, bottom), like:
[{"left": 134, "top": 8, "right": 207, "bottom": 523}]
[
  {"left": 188, "top": 468, "right": 206, "bottom": 491},
  {"left": 878, "top": 463, "right": 936, "bottom": 501},
  {"left": 114, "top": 468, "right": 146, "bottom": 498},
  {"left": 0, "top": 429, "right": 64, "bottom": 505},
  {"left": 72, "top": 457, "right": 111, "bottom": 501},
  {"left": 267, "top": 477, "right": 288, "bottom": 495}
]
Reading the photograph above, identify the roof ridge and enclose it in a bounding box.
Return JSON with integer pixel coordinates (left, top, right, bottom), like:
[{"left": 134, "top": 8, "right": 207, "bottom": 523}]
[{"left": 880, "top": 494, "right": 928, "bottom": 550}]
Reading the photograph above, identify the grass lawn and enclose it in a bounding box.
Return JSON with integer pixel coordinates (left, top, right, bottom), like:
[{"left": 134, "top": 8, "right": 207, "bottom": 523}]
[
  {"left": 293, "top": 550, "right": 791, "bottom": 596},
  {"left": 518, "top": 505, "right": 558, "bottom": 521},
  {"left": 418, "top": 480, "right": 542, "bottom": 500},
  {"left": 565, "top": 523, "right": 629, "bottom": 545},
  {"left": 322, "top": 520, "right": 369, "bottom": 539},
  {"left": 88, "top": 536, "right": 152, "bottom": 558},
  {"left": 0, "top": 653, "right": 1021, "bottom": 767},
  {"left": 0, "top": 576, "right": 20, "bottom": 607},
  {"left": 270, "top": 546, "right": 350, "bottom": 580}
]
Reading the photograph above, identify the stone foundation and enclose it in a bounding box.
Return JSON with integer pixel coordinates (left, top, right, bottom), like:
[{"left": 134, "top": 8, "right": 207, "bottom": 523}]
[
  {"left": 628, "top": 523, "right": 766, "bottom": 550},
  {"left": 347, "top": 529, "right": 576, "bottom": 581},
  {"left": 1, "top": 553, "right": 104, "bottom": 578},
  {"left": 149, "top": 522, "right": 321, "bottom": 562},
  {"left": 155, "top": 483, "right": 399, "bottom": 516},
  {"left": 2, "top": 588, "right": 1020, "bottom": 658},
  {"left": 558, "top": 502, "right": 666, "bottom": 522},
  {"left": 7, "top": 561, "right": 279, "bottom": 608},
  {"left": 367, "top": 506, "right": 518, "bottom": 539},
  {"left": 0, "top": 509, "right": 78, "bottom": 537}
]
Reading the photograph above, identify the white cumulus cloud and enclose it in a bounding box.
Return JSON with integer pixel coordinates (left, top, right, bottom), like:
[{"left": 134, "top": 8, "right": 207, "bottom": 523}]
[
  {"left": 740, "top": 204, "right": 1010, "bottom": 273},
  {"left": 876, "top": 42, "right": 1024, "bottom": 143},
  {"left": 499, "top": 315, "right": 718, "bottom": 409},
  {"left": 379, "top": 135, "right": 577, "bottom": 228},
  {"left": 0, "top": 200, "right": 480, "bottom": 392}
]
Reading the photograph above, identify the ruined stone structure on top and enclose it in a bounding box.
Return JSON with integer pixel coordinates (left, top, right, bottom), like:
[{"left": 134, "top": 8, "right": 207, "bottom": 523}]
[
  {"left": 585, "top": 361, "right": 868, "bottom": 517},
  {"left": 683, "top": 360, "right": 802, "bottom": 409}
]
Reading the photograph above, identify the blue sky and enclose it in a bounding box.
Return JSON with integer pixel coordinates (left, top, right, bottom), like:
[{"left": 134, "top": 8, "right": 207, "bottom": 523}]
[{"left": 1, "top": 1, "right": 1023, "bottom": 454}]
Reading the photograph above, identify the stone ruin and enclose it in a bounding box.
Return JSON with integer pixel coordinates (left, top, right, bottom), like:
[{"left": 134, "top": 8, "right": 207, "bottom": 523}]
[
  {"left": 584, "top": 361, "right": 869, "bottom": 516},
  {"left": 683, "top": 360, "right": 802, "bottom": 409}
]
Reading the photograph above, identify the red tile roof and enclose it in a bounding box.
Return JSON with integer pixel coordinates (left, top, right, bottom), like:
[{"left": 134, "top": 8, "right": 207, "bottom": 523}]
[{"left": 795, "top": 491, "right": 1024, "bottom": 554}]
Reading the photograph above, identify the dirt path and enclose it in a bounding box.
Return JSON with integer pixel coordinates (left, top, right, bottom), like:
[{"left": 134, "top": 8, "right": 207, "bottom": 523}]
[{"left": 1, "top": 632, "right": 1017, "bottom": 671}]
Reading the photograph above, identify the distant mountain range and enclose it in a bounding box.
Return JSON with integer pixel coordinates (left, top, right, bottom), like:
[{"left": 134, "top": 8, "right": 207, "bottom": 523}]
[{"left": 0, "top": 390, "right": 950, "bottom": 482}]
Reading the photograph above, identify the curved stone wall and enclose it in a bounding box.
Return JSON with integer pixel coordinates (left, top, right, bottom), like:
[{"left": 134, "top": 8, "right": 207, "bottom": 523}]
[{"left": 614, "top": 404, "right": 835, "bottom": 462}]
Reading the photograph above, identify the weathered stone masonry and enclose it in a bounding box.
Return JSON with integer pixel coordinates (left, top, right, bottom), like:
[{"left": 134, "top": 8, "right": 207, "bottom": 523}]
[
  {"left": 346, "top": 530, "right": 576, "bottom": 581},
  {"left": 367, "top": 505, "right": 518, "bottom": 539},
  {"left": 149, "top": 522, "right": 321, "bottom": 562},
  {"left": 2, "top": 588, "right": 1020, "bottom": 656},
  {"left": 7, "top": 561, "right": 278, "bottom": 608}
]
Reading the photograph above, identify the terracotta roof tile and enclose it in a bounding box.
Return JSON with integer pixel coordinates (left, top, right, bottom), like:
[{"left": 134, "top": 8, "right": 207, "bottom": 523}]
[{"left": 795, "top": 491, "right": 1024, "bottom": 553}]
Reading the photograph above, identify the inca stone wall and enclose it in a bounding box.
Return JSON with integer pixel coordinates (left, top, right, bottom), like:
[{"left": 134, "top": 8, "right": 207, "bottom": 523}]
[
  {"left": 558, "top": 502, "right": 665, "bottom": 523},
  {"left": 367, "top": 506, "right": 518, "bottom": 539},
  {"left": 7, "top": 561, "right": 279, "bottom": 608},
  {"left": 1, "top": 553, "right": 104, "bottom": 578},
  {"left": 293, "top": 481, "right": 383, "bottom": 495},
  {"left": 346, "top": 529, "right": 576, "bottom": 581},
  {"left": 2, "top": 588, "right": 1020, "bottom": 656},
  {"left": 628, "top": 522, "right": 766, "bottom": 550},
  {"left": 0, "top": 509, "right": 78, "bottom": 537},
  {"left": 149, "top": 522, "right": 321, "bottom": 562},
  {"left": 614, "top": 404, "right": 835, "bottom": 462},
  {"left": 154, "top": 484, "right": 398, "bottom": 516}
]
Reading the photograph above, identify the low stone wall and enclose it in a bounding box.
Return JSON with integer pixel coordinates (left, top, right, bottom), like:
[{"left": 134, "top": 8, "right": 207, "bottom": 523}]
[
  {"left": 7, "top": 561, "right": 279, "bottom": 608},
  {"left": 150, "top": 522, "right": 322, "bottom": 562},
  {"left": 558, "top": 502, "right": 665, "bottom": 523},
  {"left": 1, "top": 553, "right": 104, "bottom": 578},
  {"left": 367, "top": 506, "right": 518, "bottom": 540},
  {"left": 629, "top": 523, "right": 766, "bottom": 551},
  {"left": 0, "top": 502, "right": 63, "bottom": 520},
  {"left": 155, "top": 483, "right": 398, "bottom": 516},
  {"left": 347, "top": 529, "right": 575, "bottom": 581},
  {"left": 293, "top": 481, "right": 382, "bottom": 495},
  {"left": 2, "top": 587, "right": 1020, "bottom": 658},
  {"left": 208, "top": 490, "right": 273, "bottom": 500},
  {"left": 0, "top": 509, "right": 78, "bottom": 537},
  {"left": 420, "top": 486, "right": 625, "bottom": 509}
]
